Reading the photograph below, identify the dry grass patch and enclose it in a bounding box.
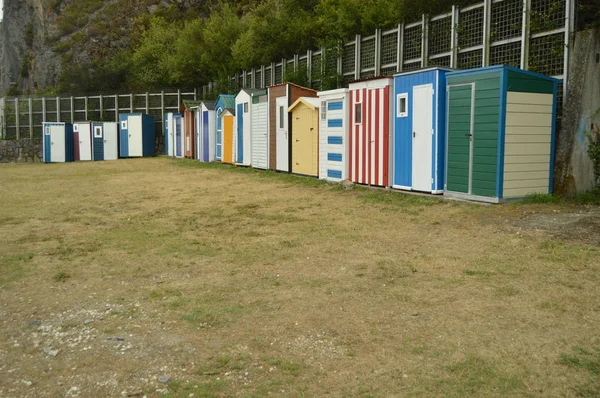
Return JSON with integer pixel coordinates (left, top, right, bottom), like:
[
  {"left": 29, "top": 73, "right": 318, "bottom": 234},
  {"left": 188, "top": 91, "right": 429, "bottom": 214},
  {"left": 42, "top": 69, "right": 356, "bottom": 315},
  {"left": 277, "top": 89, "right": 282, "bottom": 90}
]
[{"left": 0, "top": 158, "right": 599, "bottom": 397}]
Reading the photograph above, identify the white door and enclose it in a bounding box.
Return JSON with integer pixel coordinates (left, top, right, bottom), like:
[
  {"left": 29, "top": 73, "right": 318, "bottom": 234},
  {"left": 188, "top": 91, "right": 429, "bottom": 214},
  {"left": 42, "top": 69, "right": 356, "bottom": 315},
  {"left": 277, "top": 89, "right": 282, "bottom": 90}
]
[
  {"left": 275, "top": 96, "right": 288, "bottom": 172},
  {"left": 78, "top": 124, "right": 92, "bottom": 161},
  {"left": 252, "top": 102, "right": 268, "bottom": 169},
  {"left": 412, "top": 84, "right": 433, "bottom": 192},
  {"left": 128, "top": 115, "right": 143, "bottom": 157},
  {"left": 104, "top": 123, "right": 119, "bottom": 160},
  {"left": 51, "top": 125, "right": 66, "bottom": 162},
  {"left": 167, "top": 116, "right": 174, "bottom": 157}
]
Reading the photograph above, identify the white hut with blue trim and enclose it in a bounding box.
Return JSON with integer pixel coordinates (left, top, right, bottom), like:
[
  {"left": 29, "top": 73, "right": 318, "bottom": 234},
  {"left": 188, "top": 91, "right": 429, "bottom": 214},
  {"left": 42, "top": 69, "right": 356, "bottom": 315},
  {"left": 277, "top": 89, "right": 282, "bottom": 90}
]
[{"left": 317, "top": 89, "right": 349, "bottom": 182}]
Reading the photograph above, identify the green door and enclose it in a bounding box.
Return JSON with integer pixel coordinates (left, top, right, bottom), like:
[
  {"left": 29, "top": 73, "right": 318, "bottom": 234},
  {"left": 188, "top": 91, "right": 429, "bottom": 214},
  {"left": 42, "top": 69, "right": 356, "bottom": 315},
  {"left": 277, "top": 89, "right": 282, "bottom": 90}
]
[{"left": 446, "top": 84, "right": 474, "bottom": 194}]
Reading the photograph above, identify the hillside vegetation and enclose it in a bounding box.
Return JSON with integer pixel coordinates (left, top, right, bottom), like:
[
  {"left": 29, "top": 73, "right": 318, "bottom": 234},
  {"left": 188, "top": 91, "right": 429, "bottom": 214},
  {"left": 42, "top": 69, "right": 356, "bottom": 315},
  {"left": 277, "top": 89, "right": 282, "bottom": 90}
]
[
  {"left": 51, "top": 0, "right": 475, "bottom": 94},
  {"left": 8, "top": 0, "right": 600, "bottom": 96}
]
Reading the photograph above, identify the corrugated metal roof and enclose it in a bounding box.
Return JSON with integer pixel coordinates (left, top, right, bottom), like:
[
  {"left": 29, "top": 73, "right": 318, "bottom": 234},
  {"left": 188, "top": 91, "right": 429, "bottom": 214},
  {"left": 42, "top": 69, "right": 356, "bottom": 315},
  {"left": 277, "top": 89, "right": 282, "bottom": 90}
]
[
  {"left": 202, "top": 101, "right": 216, "bottom": 110},
  {"left": 183, "top": 100, "right": 203, "bottom": 110}
]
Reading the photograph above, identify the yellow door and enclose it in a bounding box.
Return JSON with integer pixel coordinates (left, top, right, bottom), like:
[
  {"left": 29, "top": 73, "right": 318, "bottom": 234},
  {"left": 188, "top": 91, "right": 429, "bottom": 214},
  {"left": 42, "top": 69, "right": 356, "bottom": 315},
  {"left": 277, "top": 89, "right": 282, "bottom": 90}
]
[
  {"left": 223, "top": 115, "right": 233, "bottom": 164},
  {"left": 292, "top": 105, "right": 318, "bottom": 177}
]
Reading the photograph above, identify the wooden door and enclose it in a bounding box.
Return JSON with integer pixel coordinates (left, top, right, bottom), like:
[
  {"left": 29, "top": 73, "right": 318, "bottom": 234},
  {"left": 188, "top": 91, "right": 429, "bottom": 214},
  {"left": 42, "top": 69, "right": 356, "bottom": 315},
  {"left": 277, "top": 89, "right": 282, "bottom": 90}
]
[
  {"left": 412, "top": 84, "right": 434, "bottom": 192},
  {"left": 292, "top": 106, "right": 317, "bottom": 176},
  {"left": 446, "top": 83, "right": 475, "bottom": 194},
  {"left": 252, "top": 101, "right": 268, "bottom": 169},
  {"left": 223, "top": 115, "right": 234, "bottom": 164}
]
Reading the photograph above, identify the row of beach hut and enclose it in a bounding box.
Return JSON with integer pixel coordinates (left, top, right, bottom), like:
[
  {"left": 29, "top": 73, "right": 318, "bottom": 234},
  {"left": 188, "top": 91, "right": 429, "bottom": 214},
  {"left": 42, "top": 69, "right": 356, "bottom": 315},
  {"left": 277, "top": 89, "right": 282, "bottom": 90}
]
[
  {"left": 42, "top": 65, "right": 558, "bottom": 203},
  {"left": 167, "top": 65, "right": 558, "bottom": 203},
  {"left": 43, "top": 113, "right": 156, "bottom": 162}
]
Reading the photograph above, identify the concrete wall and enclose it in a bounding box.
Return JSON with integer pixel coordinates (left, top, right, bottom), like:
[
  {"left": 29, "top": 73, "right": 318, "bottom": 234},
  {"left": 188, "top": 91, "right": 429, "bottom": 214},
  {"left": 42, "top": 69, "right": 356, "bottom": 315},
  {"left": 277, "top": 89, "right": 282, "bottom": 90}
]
[{"left": 555, "top": 29, "right": 600, "bottom": 195}]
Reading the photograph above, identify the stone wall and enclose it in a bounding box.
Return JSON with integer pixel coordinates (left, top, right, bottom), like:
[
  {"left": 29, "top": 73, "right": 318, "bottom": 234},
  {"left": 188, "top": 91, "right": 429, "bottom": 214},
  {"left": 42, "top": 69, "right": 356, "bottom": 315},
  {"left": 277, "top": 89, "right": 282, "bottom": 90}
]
[
  {"left": 0, "top": 135, "right": 165, "bottom": 163},
  {"left": 0, "top": 139, "right": 43, "bottom": 162},
  {"left": 555, "top": 28, "right": 600, "bottom": 195}
]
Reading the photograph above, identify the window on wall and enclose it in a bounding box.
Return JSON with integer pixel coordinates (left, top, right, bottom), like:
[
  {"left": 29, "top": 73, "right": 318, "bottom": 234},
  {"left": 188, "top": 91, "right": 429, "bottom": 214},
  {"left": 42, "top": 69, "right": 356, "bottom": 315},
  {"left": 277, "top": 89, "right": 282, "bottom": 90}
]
[
  {"left": 397, "top": 93, "right": 408, "bottom": 118},
  {"left": 121, "top": 120, "right": 128, "bottom": 130},
  {"left": 321, "top": 101, "right": 326, "bottom": 120},
  {"left": 94, "top": 127, "right": 102, "bottom": 138},
  {"left": 244, "top": 103, "right": 249, "bottom": 113},
  {"left": 279, "top": 106, "right": 284, "bottom": 128},
  {"left": 354, "top": 103, "right": 362, "bottom": 124}
]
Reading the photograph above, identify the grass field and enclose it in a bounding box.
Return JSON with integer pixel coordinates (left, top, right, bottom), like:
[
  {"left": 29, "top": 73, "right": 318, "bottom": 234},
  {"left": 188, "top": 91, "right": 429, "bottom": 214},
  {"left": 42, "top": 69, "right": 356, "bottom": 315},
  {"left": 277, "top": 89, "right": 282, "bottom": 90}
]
[{"left": 1, "top": 157, "right": 599, "bottom": 397}]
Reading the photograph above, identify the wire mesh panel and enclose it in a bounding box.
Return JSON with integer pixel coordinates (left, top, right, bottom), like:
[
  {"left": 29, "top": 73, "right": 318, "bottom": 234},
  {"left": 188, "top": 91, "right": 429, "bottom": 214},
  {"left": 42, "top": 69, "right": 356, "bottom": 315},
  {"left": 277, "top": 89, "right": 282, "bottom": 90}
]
[
  {"left": 73, "top": 98, "right": 86, "bottom": 120},
  {"left": 380, "top": 66, "right": 397, "bottom": 76},
  {"left": 360, "top": 70, "right": 375, "bottom": 79},
  {"left": 381, "top": 31, "right": 398, "bottom": 67},
  {"left": 429, "top": 55, "right": 451, "bottom": 67},
  {"left": 255, "top": 70, "right": 262, "bottom": 88},
  {"left": 529, "top": 33, "right": 564, "bottom": 76},
  {"left": 87, "top": 97, "right": 102, "bottom": 121},
  {"left": 490, "top": 41, "right": 521, "bottom": 68},
  {"left": 458, "top": 6, "right": 484, "bottom": 49},
  {"left": 118, "top": 95, "right": 132, "bottom": 112},
  {"left": 33, "top": 111, "right": 44, "bottom": 138},
  {"left": 265, "top": 67, "right": 272, "bottom": 86},
  {"left": 403, "top": 24, "right": 422, "bottom": 61},
  {"left": 403, "top": 61, "right": 422, "bottom": 72},
  {"left": 458, "top": 49, "right": 483, "bottom": 69},
  {"left": 133, "top": 95, "right": 147, "bottom": 112},
  {"left": 429, "top": 15, "right": 452, "bottom": 56},
  {"left": 274, "top": 64, "right": 283, "bottom": 85},
  {"left": 246, "top": 72, "right": 252, "bottom": 88},
  {"left": 44, "top": 99, "right": 58, "bottom": 123},
  {"left": 491, "top": 0, "right": 523, "bottom": 42},
  {"left": 287, "top": 59, "right": 295, "bottom": 76},
  {"left": 298, "top": 56, "right": 308, "bottom": 72},
  {"left": 360, "top": 36, "right": 376, "bottom": 70},
  {"left": 163, "top": 94, "right": 179, "bottom": 109},
  {"left": 530, "top": 0, "right": 566, "bottom": 33},
  {"left": 342, "top": 43, "right": 356, "bottom": 75}
]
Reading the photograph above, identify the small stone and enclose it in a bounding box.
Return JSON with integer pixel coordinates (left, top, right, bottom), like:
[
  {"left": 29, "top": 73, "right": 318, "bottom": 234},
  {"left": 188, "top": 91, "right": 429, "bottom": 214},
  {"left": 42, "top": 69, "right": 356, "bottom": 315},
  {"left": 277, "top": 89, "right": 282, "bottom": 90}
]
[
  {"left": 116, "top": 336, "right": 125, "bottom": 341},
  {"left": 158, "top": 375, "right": 170, "bottom": 383},
  {"left": 341, "top": 179, "right": 354, "bottom": 190},
  {"left": 84, "top": 319, "right": 94, "bottom": 325},
  {"left": 28, "top": 321, "right": 41, "bottom": 327},
  {"left": 43, "top": 346, "right": 59, "bottom": 357},
  {"left": 22, "top": 380, "right": 33, "bottom": 387}
]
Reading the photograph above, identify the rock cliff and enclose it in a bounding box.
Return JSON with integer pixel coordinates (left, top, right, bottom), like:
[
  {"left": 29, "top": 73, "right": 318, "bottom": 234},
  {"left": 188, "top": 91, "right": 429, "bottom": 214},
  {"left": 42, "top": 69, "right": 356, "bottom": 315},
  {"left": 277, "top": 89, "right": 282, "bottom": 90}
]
[{"left": 0, "top": 0, "right": 201, "bottom": 96}]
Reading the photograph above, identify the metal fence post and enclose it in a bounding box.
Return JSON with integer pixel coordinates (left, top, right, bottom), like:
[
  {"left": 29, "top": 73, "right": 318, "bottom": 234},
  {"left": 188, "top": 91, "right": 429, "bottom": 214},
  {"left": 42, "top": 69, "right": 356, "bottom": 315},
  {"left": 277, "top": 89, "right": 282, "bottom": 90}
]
[
  {"left": 0, "top": 98, "right": 5, "bottom": 139},
  {"left": 422, "top": 15, "right": 429, "bottom": 68},
  {"left": 354, "top": 35, "right": 361, "bottom": 81},
  {"left": 177, "top": 90, "right": 181, "bottom": 110},
  {"left": 99, "top": 95, "right": 104, "bottom": 121},
  {"left": 56, "top": 97, "right": 60, "bottom": 123},
  {"left": 375, "top": 29, "right": 382, "bottom": 76},
  {"left": 397, "top": 24, "right": 404, "bottom": 73},
  {"left": 160, "top": 91, "right": 165, "bottom": 137},
  {"left": 42, "top": 97, "right": 46, "bottom": 124},
  {"left": 307, "top": 50, "right": 313, "bottom": 86},
  {"left": 483, "top": 0, "right": 492, "bottom": 67},
  {"left": 520, "top": 0, "right": 531, "bottom": 70},
  {"left": 70, "top": 97, "right": 74, "bottom": 122},
  {"left": 145, "top": 92, "right": 149, "bottom": 115},
  {"left": 115, "top": 95, "right": 119, "bottom": 121},
  {"left": 15, "top": 98, "right": 20, "bottom": 140},
  {"left": 28, "top": 98, "right": 33, "bottom": 138},
  {"left": 451, "top": 6, "right": 459, "bottom": 69},
  {"left": 563, "top": 0, "right": 574, "bottom": 102},
  {"left": 1, "top": 97, "right": 6, "bottom": 139},
  {"left": 84, "top": 97, "right": 88, "bottom": 121},
  {"left": 129, "top": 94, "right": 134, "bottom": 113}
]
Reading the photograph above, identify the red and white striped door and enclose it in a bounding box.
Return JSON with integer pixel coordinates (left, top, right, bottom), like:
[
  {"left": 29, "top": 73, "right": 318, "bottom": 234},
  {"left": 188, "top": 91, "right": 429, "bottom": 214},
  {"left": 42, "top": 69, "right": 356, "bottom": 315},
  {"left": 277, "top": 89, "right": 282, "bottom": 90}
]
[{"left": 349, "top": 86, "right": 390, "bottom": 187}]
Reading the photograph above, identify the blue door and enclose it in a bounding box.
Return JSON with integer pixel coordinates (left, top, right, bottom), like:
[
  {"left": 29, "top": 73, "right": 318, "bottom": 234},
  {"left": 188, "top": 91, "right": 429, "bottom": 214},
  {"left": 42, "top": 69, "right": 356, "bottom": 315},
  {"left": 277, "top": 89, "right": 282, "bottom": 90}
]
[
  {"left": 216, "top": 108, "right": 223, "bottom": 160},
  {"left": 237, "top": 103, "right": 244, "bottom": 163},
  {"left": 119, "top": 115, "right": 129, "bottom": 157},
  {"left": 44, "top": 127, "right": 51, "bottom": 162},
  {"left": 176, "top": 116, "right": 182, "bottom": 157},
  {"left": 93, "top": 124, "right": 104, "bottom": 161},
  {"left": 203, "top": 111, "right": 209, "bottom": 161}
]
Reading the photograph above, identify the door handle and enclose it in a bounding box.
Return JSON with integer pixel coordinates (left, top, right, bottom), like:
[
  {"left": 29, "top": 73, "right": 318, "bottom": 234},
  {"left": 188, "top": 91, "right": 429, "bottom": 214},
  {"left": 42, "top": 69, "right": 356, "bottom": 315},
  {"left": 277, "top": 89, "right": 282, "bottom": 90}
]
[
  {"left": 465, "top": 134, "right": 472, "bottom": 137},
  {"left": 295, "top": 139, "right": 300, "bottom": 142},
  {"left": 413, "top": 132, "right": 416, "bottom": 138}
]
